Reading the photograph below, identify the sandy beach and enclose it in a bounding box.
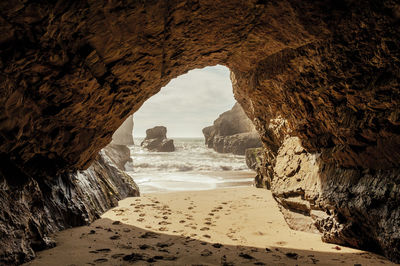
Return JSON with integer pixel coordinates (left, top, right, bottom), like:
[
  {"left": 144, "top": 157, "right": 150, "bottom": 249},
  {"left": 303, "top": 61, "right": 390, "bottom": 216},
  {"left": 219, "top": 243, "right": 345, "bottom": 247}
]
[{"left": 26, "top": 187, "right": 395, "bottom": 266}]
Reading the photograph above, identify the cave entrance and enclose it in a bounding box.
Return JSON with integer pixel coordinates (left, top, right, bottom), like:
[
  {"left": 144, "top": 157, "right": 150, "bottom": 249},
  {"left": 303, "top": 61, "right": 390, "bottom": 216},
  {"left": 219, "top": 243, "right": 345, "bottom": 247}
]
[{"left": 122, "top": 65, "right": 257, "bottom": 193}]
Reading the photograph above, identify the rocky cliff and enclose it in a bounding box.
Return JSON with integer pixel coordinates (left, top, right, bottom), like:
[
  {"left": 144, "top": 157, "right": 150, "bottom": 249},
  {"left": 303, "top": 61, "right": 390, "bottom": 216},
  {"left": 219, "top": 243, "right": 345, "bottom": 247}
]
[
  {"left": 141, "top": 126, "right": 175, "bottom": 152},
  {"left": 0, "top": 145, "right": 139, "bottom": 265},
  {"left": 1, "top": 0, "right": 400, "bottom": 263},
  {"left": 203, "top": 103, "right": 262, "bottom": 155},
  {"left": 111, "top": 115, "right": 134, "bottom": 146}
]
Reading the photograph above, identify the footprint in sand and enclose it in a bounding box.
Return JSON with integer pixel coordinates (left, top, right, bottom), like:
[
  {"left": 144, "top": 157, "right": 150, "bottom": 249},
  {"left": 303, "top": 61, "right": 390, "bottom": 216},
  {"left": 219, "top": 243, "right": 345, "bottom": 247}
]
[
  {"left": 179, "top": 220, "right": 186, "bottom": 223},
  {"left": 200, "top": 249, "right": 213, "bottom": 256},
  {"left": 200, "top": 227, "right": 209, "bottom": 231},
  {"left": 204, "top": 222, "right": 212, "bottom": 225},
  {"left": 89, "top": 248, "right": 111, "bottom": 254},
  {"left": 93, "top": 258, "right": 108, "bottom": 263},
  {"left": 139, "top": 244, "right": 154, "bottom": 250},
  {"left": 158, "top": 221, "right": 171, "bottom": 225},
  {"left": 110, "top": 235, "right": 120, "bottom": 240},
  {"left": 275, "top": 241, "right": 287, "bottom": 246},
  {"left": 137, "top": 218, "right": 144, "bottom": 222},
  {"left": 111, "top": 253, "right": 125, "bottom": 259},
  {"left": 139, "top": 213, "right": 145, "bottom": 217},
  {"left": 158, "top": 227, "right": 169, "bottom": 231}
]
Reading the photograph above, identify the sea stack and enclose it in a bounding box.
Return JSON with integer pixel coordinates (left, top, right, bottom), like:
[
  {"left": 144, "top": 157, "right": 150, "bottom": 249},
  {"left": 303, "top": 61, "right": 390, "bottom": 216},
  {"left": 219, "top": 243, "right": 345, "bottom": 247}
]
[
  {"left": 203, "top": 103, "right": 262, "bottom": 155},
  {"left": 141, "top": 126, "right": 175, "bottom": 152}
]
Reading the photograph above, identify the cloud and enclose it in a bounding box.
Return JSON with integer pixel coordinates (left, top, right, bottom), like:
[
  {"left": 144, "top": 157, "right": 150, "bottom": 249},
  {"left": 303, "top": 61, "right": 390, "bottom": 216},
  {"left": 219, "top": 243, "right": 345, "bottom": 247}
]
[{"left": 132, "top": 65, "right": 235, "bottom": 138}]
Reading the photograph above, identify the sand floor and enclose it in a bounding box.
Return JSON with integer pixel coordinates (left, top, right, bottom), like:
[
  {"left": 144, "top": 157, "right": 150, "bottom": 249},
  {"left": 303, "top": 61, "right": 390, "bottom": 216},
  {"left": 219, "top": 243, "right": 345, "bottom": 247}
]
[{"left": 25, "top": 187, "right": 396, "bottom": 265}]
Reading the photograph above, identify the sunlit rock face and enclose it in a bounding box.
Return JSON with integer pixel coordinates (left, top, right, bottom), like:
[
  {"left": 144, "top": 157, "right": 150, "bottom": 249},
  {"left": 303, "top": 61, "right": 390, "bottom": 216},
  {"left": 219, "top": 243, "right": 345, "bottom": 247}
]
[
  {"left": 1, "top": 0, "right": 400, "bottom": 263},
  {"left": 203, "top": 103, "right": 262, "bottom": 155}
]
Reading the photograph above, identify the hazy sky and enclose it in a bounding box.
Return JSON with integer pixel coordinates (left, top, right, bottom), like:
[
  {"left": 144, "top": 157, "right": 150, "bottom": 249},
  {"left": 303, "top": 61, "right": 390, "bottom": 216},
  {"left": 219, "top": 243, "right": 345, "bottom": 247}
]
[{"left": 133, "top": 65, "right": 235, "bottom": 138}]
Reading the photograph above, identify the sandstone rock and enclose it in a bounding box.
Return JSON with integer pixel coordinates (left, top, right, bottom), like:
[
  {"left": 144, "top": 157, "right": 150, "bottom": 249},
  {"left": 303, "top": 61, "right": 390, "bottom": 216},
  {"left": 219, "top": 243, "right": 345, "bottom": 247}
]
[
  {"left": 203, "top": 103, "right": 262, "bottom": 155},
  {"left": 111, "top": 115, "right": 134, "bottom": 146},
  {"left": 141, "top": 126, "right": 175, "bottom": 152},
  {"left": 270, "top": 137, "right": 400, "bottom": 261},
  {"left": 0, "top": 0, "right": 400, "bottom": 263},
  {"left": 0, "top": 146, "right": 139, "bottom": 265}
]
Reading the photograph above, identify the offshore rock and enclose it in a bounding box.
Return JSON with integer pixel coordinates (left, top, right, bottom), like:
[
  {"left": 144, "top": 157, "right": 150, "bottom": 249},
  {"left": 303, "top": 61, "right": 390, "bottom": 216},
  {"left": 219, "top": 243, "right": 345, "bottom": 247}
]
[
  {"left": 0, "top": 145, "right": 139, "bottom": 265},
  {"left": 141, "top": 126, "right": 175, "bottom": 152},
  {"left": 112, "top": 115, "right": 134, "bottom": 146},
  {"left": 203, "top": 103, "right": 262, "bottom": 155}
]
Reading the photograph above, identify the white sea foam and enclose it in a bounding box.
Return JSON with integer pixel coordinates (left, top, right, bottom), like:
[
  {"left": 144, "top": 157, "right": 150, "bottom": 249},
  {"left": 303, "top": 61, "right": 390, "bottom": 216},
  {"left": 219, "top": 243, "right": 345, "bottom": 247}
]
[{"left": 126, "top": 138, "right": 253, "bottom": 193}]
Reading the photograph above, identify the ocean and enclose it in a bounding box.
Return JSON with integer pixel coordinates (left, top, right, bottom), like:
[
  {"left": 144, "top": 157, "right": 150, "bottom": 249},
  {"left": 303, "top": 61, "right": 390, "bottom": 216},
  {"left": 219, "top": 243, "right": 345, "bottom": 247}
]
[{"left": 125, "top": 138, "right": 255, "bottom": 193}]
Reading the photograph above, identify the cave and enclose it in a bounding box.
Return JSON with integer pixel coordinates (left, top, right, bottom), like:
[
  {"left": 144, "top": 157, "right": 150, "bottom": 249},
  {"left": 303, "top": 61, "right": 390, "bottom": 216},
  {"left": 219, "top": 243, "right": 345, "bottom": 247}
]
[{"left": 1, "top": 0, "right": 400, "bottom": 264}]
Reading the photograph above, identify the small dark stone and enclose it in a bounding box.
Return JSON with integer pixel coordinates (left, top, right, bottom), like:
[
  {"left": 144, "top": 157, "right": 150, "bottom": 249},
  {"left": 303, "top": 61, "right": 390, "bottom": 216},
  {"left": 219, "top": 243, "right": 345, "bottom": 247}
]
[{"left": 212, "top": 243, "right": 223, "bottom": 248}]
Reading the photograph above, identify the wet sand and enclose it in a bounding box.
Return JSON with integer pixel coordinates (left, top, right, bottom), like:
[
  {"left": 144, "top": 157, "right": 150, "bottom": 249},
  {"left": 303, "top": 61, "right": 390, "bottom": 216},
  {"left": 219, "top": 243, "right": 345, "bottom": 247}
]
[{"left": 26, "top": 187, "right": 395, "bottom": 265}]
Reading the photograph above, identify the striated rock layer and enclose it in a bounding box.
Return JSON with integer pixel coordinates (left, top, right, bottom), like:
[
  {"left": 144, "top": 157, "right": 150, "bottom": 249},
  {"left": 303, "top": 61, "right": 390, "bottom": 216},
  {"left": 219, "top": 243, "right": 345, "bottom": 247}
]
[
  {"left": 0, "top": 145, "right": 139, "bottom": 265},
  {"left": 203, "top": 103, "right": 262, "bottom": 155},
  {"left": 1, "top": 0, "right": 400, "bottom": 263}
]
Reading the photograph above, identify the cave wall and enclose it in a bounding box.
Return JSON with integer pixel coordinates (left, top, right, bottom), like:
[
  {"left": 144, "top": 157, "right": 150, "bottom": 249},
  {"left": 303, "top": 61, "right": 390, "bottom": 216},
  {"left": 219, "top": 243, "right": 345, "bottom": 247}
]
[
  {"left": 1, "top": 0, "right": 400, "bottom": 263},
  {"left": 0, "top": 144, "right": 139, "bottom": 265}
]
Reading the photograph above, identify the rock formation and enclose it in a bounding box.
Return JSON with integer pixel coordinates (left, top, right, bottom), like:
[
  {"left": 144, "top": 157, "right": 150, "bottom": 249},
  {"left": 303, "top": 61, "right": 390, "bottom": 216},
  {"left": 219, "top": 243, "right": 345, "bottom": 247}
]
[
  {"left": 1, "top": 0, "right": 400, "bottom": 263},
  {"left": 0, "top": 144, "right": 139, "bottom": 265},
  {"left": 111, "top": 115, "right": 134, "bottom": 146},
  {"left": 103, "top": 143, "right": 132, "bottom": 170},
  {"left": 203, "top": 103, "right": 262, "bottom": 155},
  {"left": 141, "top": 126, "right": 175, "bottom": 152}
]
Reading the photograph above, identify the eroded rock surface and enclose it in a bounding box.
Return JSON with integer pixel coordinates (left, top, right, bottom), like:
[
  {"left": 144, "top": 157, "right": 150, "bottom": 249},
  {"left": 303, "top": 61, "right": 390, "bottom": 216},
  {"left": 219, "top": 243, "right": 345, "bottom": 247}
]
[
  {"left": 141, "top": 126, "right": 175, "bottom": 152},
  {"left": 203, "top": 103, "right": 262, "bottom": 155},
  {"left": 1, "top": 0, "right": 400, "bottom": 263},
  {"left": 0, "top": 145, "right": 139, "bottom": 265},
  {"left": 269, "top": 136, "right": 400, "bottom": 261}
]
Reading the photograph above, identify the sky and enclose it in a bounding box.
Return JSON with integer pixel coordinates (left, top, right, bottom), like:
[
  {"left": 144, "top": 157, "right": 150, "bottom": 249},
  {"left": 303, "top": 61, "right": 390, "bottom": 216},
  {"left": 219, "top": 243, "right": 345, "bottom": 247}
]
[{"left": 132, "top": 65, "right": 236, "bottom": 138}]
